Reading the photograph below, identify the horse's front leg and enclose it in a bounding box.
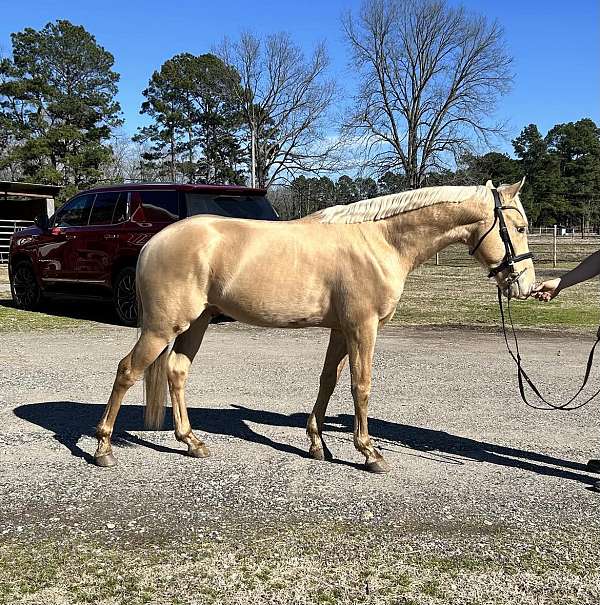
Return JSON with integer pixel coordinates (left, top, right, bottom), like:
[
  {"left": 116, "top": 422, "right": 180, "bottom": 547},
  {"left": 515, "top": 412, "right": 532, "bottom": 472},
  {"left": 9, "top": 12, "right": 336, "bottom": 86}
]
[
  {"left": 346, "top": 319, "right": 390, "bottom": 473},
  {"left": 307, "top": 329, "right": 347, "bottom": 460}
]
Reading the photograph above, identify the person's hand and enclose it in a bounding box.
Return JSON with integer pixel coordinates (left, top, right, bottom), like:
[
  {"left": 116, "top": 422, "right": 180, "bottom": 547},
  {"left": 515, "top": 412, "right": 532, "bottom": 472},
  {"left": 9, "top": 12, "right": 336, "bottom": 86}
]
[{"left": 531, "top": 278, "right": 561, "bottom": 301}]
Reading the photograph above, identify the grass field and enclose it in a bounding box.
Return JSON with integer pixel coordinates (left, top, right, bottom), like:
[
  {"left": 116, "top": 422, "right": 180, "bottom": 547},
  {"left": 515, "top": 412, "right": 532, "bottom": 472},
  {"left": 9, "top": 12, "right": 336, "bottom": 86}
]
[
  {"left": 397, "top": 265, "right": 599, "bottom": 332},
  {"left": 2, "top": 522, "right": 599, "bottom": 605}
]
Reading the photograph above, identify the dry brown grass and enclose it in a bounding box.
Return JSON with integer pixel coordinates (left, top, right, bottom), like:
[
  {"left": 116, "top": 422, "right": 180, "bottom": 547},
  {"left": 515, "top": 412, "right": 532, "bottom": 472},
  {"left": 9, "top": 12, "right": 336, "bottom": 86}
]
[{"left": 2, "top": 522, "right": 600, "bottom": 605}]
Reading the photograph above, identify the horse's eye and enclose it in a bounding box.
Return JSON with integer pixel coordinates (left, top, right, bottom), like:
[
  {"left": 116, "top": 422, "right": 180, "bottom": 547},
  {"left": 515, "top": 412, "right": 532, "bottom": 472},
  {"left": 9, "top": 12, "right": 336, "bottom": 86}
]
[{"left": 517, "top": 226, "right": 527, "bottom": 234}]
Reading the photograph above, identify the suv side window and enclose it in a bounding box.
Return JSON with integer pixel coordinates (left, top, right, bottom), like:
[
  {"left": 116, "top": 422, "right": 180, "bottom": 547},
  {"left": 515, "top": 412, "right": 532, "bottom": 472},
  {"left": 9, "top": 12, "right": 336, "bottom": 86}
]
[
  {"left": 133, "top": 190, "right": 179, "bottom": 222},
  {"left": 54, "top": 194, "right": 96, "bottom": 227},
  {"left": 89, "top": 191, "right": 128, "bottom": 225},
  {"left": 186, "top": 193, "right": 278, "bottom": 220}
]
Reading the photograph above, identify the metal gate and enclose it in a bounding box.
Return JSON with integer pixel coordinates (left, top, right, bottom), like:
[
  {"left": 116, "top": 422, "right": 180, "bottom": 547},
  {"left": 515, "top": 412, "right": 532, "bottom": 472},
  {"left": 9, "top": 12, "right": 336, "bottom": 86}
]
[{"left": 0, "top": 219, "right": 33, "bottom": 263}]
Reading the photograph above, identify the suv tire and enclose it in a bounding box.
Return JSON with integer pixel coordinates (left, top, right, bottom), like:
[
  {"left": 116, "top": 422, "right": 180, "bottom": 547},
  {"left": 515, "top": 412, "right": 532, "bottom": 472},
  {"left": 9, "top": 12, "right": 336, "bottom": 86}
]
[
  {"left": 113, "top": 267, "right": 138, "bottom": 327},
  {"left": 11, "top": 261, "right": 43, "bottom": 310}
]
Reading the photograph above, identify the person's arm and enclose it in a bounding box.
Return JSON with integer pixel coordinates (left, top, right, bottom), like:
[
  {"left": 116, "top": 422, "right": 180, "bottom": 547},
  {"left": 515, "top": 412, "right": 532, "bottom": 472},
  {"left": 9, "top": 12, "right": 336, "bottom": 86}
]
[{"left": 533, "top": 249, "right": 600, "bottom": 301}]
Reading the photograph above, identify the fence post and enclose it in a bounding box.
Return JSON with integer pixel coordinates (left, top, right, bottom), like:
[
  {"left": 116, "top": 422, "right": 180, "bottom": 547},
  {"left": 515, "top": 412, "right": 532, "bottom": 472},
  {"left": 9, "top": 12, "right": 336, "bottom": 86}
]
[
  {"left": 553, "top": 224, "right": 557, "bottom": 268},
  {"left": 435, "top": 252, "right": 439, "bottom": 266}
]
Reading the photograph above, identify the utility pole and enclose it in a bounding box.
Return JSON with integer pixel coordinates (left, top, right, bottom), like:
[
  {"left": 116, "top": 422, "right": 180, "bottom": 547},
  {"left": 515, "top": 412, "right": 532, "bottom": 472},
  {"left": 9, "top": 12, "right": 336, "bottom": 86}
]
[{"left": 250, "top": 125, "right": 256, "bottom": 188}]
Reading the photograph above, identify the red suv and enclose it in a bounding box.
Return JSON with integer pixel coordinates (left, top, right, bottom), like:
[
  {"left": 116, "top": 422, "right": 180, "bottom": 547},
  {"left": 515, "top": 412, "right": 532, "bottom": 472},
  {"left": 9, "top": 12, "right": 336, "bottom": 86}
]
[{"left": 9, "top": 183, "right": 277, "bottom": 325}]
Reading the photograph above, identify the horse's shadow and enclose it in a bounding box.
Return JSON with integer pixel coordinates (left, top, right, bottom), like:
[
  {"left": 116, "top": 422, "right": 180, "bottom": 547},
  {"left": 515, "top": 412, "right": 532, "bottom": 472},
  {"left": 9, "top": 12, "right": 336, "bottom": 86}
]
[{"left": 12, "top": 401, "right": 598, "bottom": 485}]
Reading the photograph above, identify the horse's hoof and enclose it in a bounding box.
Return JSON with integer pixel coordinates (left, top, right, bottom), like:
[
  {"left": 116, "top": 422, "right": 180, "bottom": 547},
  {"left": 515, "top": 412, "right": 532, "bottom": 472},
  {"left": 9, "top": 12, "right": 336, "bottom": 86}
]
[
  {"left": 94, "top": 453, "right": 117, "bottom": 468},
  {"left": 309, "top": 441, "right": 334, "bottom": 461},
  {"left": 187, "top": 445, "right": 210, "bottom": 458},
  {"left": 587, "top": 459, "right": 600, "bottom": 473},
  {"left": 309, "top": 446, "right": 325, "bottom": 461},
  {"left": 365, "top": 458, "right": 391, "bottom": 474}
]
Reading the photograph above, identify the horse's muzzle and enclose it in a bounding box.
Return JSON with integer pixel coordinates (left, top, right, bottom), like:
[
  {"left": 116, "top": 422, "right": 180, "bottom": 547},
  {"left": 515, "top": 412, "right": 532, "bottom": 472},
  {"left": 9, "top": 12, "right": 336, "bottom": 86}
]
[{"left": 500, "top": 268, "right": 534, "bottom": 300}]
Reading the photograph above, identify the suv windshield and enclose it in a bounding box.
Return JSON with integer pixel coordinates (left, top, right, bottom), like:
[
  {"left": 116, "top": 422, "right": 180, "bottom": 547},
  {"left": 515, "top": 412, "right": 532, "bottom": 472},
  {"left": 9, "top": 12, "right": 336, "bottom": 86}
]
[{"left": 186, "top": 194, "right": 278, "bottom": 220}]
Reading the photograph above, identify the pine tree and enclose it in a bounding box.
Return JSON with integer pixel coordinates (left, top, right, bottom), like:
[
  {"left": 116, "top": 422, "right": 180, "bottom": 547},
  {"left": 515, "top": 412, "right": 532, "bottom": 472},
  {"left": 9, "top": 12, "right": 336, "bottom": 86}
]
[
  {"left": 133, "top": 53, "right": 245, "bottom": 184},
  {"left": 0, "top": 20, "right": 122, "bottom": 199},
  {"left": 513, "top": 124, "right": 563, "bottom": 224},
  {"left": 335, "top": 176, "right": 358, "bottom": 203},
  {"left": 546, "top": 119, "right": 600, "bottom": 230}
]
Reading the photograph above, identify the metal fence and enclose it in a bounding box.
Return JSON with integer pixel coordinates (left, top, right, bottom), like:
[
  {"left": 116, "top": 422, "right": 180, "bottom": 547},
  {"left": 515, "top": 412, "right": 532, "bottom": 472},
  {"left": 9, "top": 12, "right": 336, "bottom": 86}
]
[
  {"left": 0, "top": 219, "right": 33, "bottom": 264},
  {"left": 430, "top": 232, "right": 600, "bottom": 268}
]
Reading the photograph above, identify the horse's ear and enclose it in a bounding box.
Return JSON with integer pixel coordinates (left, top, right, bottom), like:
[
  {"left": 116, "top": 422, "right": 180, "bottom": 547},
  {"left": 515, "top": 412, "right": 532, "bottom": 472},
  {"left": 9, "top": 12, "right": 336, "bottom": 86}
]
[
  {"left": 500, "top": 177, "right": 526, "bottom": 200},
  {"left": 485, "top": 179, "right": 494, "bottom": 189}
]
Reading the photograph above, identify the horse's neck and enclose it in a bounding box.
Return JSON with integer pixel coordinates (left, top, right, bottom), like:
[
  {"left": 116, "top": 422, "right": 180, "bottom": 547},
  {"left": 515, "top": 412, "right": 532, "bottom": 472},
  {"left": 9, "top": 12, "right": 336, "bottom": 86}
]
[{"left": 377, "top": 200, "right": 485, "bottom": 272}]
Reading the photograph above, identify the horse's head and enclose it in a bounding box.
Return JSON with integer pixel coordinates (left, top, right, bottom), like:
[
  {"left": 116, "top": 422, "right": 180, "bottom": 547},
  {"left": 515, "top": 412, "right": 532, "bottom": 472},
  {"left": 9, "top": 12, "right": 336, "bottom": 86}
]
[{"left": 469, "top": 178, "right": 535, "bottom": 300}]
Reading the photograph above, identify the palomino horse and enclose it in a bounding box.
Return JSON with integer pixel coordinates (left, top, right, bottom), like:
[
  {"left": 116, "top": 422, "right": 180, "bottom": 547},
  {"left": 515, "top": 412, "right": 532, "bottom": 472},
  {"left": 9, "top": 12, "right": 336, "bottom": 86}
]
[{"left": 93, "top": 179, "right": 535, "bottom": 471}]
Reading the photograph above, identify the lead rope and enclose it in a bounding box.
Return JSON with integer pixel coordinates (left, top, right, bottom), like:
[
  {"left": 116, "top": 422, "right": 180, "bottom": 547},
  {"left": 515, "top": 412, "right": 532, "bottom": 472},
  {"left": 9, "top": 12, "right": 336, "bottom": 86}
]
[{"left": 499, "top": 288, "right": 600, "bottom": 410}]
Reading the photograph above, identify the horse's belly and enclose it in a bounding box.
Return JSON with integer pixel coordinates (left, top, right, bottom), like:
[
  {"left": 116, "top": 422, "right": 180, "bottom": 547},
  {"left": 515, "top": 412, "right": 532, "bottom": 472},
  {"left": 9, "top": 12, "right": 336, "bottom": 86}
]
[
  {"left": 209, "top": 272, "right": 335, "bottom": 328},
  {"left": 213, "top": 294, "right": 333, "bottom": 328}
]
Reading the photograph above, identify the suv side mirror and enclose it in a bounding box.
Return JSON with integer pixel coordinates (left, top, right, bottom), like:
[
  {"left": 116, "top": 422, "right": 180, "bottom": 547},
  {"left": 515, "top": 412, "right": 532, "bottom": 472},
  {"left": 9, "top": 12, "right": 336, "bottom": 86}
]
[{"left": 34, "top": 214, "right": 49, "bottom": 231}]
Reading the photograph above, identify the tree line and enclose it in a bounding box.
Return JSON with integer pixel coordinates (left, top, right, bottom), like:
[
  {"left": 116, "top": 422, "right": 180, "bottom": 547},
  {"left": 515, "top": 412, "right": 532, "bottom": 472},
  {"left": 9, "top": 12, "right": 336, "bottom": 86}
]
[
  {"left": 273, "top": 118, "right": 600, "bottom": 229},
  {"left": 0, "top": 20, "right": 337, "bottom": 199},
  {"left": 0, "top": 1, "right": 599, "bottom": 227}
]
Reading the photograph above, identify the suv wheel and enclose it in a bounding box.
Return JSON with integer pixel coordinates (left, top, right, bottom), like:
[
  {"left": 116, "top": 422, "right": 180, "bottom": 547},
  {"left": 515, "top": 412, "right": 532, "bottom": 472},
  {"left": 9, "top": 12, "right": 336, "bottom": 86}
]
[
  {"left": 113, "top": 267, "right": 138, "bottom": 327},
  {"left": 11, "top": 261, "right": 42, "bottom": 310}
]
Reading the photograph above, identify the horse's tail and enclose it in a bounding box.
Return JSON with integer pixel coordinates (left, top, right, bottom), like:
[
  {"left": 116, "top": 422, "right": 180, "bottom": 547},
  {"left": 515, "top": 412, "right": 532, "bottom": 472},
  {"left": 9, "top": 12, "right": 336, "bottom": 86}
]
[
  {"left": 137, "top": 264, "right": 168, "bottom": 430},
  {"left": 144, "top": 346, "right": 168, "bottom": 430}
]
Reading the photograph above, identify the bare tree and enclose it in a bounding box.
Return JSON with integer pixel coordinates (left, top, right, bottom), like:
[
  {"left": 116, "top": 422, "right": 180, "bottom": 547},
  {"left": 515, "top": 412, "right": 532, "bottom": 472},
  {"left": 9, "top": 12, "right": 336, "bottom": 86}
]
[
  {"left": 99, "top": 133, "right": 165, "bottom": 184},
  {"left": 217, "top": 32, "right": 340, "bottom": 187},
  {"left": 343, "top": 0, "right": 512, "bottom": 188}
]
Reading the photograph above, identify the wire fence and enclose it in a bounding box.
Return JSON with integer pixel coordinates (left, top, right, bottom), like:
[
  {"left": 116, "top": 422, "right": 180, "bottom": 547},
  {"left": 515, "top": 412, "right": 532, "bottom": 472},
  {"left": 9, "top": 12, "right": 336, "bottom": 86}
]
[{"left": 429, "top": 233, "right": 600, "bottom": 269}]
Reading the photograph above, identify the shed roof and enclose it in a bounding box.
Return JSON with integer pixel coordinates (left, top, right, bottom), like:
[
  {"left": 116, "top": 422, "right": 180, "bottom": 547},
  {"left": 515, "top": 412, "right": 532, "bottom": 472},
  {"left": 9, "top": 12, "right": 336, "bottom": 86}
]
[{"left": 0, "top": 181, "right": 62, "bottom": 198}]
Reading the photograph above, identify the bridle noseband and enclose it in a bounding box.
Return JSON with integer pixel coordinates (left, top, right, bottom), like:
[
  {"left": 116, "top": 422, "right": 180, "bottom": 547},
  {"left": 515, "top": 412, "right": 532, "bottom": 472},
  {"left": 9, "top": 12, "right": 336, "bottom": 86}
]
[{"left": 469, "top": 189, "right": 533, "bottom": 281}]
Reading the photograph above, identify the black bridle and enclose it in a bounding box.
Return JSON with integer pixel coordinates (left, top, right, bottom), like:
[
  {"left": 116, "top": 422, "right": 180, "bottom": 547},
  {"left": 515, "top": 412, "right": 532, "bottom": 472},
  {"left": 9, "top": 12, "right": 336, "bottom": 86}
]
[
  {"left": 469, "top": 189, "right": 533, "bottom": 279},
  {"left": 472, "top": 188, "right": 600, "bottom": 411}
]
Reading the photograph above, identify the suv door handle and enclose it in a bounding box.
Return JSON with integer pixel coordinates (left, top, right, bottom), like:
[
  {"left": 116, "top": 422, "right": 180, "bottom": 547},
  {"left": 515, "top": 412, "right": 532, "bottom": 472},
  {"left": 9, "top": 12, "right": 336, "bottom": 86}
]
[{"left": 104, "top": 234, "right": 118, "bottom": 239}]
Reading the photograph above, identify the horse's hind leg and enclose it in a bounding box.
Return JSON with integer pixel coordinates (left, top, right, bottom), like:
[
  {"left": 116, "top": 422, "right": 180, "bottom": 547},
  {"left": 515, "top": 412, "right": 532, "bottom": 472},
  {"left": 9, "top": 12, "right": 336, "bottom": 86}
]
[
  {"left": 167, "top": 310, "right": 213, "bottom": 457},
  {"left": 307, "top": 329, "right": 347, "bottom": 460},
  {"left": 94, "top": 330, "right": 169, "bottom": 467},
  {"left": 345, "top": 319, "right": 389, "bottom": 473}
]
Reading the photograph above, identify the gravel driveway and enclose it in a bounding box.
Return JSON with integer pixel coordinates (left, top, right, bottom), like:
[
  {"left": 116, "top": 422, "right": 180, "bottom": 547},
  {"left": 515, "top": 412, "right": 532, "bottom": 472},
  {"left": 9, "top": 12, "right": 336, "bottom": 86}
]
[{"left": 1, "top": 321, "right": 600, "bottom": 604}]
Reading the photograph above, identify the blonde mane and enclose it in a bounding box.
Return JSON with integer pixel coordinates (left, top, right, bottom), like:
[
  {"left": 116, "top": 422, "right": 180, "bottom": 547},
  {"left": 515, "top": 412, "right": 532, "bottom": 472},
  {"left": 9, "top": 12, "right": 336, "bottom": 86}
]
[{"left": 312, "top": 185, "right": 486, "bottom": 224}]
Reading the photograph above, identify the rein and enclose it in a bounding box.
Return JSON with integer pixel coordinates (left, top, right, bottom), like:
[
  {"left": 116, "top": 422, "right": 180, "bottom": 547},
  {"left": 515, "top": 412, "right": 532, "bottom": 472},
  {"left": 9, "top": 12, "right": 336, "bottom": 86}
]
[{"left": 499, "top": 290, "right": 600, "bottom": 411}]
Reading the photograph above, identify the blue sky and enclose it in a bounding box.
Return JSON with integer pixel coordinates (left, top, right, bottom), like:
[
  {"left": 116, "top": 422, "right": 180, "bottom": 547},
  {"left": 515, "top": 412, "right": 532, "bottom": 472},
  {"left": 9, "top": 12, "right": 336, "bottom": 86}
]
[{"left": 1, "top": 0, "right": 598, "bottom": 156}]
